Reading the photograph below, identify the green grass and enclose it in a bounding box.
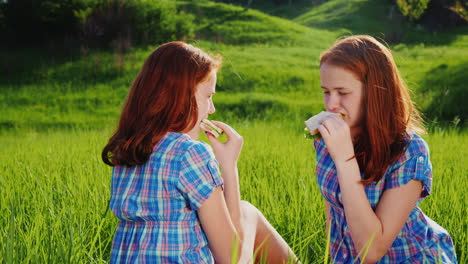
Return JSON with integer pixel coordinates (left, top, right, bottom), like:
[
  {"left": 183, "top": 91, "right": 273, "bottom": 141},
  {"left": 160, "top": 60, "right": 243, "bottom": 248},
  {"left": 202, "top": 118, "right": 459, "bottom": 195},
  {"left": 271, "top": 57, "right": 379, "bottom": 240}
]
[
  {"left": 0, "top": 125, "right": 466, "bottom": 263},
  {"left": 0, "top": 0, "right": 467, "bottom": 262},
  {"left": 0, "top": 131, "right": 115, "bottom": 263}
]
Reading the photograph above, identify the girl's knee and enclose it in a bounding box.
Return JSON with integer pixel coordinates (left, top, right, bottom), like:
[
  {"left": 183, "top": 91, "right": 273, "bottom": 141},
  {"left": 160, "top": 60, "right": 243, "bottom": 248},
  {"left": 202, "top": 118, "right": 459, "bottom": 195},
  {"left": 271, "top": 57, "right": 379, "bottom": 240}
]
[
  {"left": 240, "top": 200, "right": 254, "bottom": 210},
  {"left": 240, "top": 200, "right": 259, "bottom": 212},
  {"left": 240, "top": 200, "right": 260, "bottom": 221}
]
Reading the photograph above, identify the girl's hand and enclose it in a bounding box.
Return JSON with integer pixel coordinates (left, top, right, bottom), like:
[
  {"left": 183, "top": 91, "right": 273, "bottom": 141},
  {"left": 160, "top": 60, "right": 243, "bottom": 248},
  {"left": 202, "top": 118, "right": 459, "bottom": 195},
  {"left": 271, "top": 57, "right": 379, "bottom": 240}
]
[
  {"left": 206, "top": 121, "right": 243, "bottom": 170},
  {"left": 318, "top": 115, "right": 355, "bottom": 165}
]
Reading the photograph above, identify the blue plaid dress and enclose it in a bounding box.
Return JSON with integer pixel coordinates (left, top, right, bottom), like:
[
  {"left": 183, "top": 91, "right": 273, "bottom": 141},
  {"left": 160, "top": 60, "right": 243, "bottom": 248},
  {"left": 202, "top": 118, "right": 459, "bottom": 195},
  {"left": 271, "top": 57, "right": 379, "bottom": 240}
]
[
  {"left": 314, "top": 133, "right": 457, "bottom": 263},
  {"left": 109, "top": 132, "right": 223, "bottom": 263}
]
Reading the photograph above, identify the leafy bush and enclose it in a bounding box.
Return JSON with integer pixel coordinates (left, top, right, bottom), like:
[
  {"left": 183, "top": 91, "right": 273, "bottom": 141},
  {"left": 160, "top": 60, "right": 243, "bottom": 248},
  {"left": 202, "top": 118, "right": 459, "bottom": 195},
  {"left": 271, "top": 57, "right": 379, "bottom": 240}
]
[
  {"left": 2, "top": 0, "right": 195, "bottom": 47},
  {"left": 449, "top": 0, "right": 468, "bottom": 21},
  {"left": 396, "top": 0, "right": 431, "bottom": 21},
  {"left": 3, "top": 0, "right": 86, "bottom": 43},
  {"left": 75, "top": 0, "right": 195, "bottom": 48},
  {"left": 418, "top": 0, "right": 468, "bottom": 30},
  {"left": 395, "top": 0, "right": 467, "bottom": 29},
  {"left": 130, "top": 0, "right": 195, "bottom": 45},
  {"left": 76, "top": 1, "right": 132, "bottom": 48}
]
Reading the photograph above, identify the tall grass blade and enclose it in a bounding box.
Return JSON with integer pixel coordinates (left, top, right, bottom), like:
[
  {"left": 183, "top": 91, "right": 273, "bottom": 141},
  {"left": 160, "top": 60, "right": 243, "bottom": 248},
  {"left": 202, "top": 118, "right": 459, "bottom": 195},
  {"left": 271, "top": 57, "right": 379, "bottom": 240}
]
[
  {"left": 230, "top": 234, "right": 240, "bottom": 264},
  {"left": 6, "top": 201, "right": 15, "bottom": 264},
  {"left": 353, "top": 232, "right": 376, "bottom": 263}
]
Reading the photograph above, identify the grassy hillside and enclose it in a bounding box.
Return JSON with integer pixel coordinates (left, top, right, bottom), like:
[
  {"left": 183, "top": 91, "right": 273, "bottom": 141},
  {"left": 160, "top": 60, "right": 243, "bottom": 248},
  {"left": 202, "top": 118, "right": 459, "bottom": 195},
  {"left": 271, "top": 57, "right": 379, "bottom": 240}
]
[{"left": 1, "top": 0, "right": 467, "bottom": 131}]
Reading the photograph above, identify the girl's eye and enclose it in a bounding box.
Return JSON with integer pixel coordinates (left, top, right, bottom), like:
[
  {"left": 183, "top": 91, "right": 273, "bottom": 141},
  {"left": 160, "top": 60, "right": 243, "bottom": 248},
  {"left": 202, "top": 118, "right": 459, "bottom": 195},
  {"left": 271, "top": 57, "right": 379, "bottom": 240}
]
[
  {"left": 323, "top": 91, "right": 330, "bottom": 95},
  {"left": 339, "top": 92, "right": 348, "bottom": 95}
]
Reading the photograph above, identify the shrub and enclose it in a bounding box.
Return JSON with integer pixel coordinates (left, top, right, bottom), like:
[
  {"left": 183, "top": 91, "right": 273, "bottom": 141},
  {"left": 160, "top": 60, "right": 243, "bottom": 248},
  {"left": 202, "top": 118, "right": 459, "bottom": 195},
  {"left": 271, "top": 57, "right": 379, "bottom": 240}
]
[
  {"left": 77, "top": 0, "right": 195, "bottom": 48},
  {"left": 3, "top": 0, "right": 195, "bottom": 47},
  {"left": 418, "top": 0, "right": 467, "bottom": 30},
  {"left": 396, "top": 0, "right": 431, "bottom": 21},
  {"left": 129, "top": 0, "right": 195, "bottom": 45},
  {"left": 3, "top": 0, "right": 86, "bottom": 43},
  {"left": 395, "top": 0, "right": 467, "bottom": 29},
  {"left": 77, "top": 0, "right": 132, "bottom": 48}
]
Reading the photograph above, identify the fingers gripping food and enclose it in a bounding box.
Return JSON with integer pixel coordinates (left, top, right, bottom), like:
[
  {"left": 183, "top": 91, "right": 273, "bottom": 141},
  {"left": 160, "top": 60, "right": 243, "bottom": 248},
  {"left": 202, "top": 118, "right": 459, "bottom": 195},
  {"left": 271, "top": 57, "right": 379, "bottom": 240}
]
[
  {"left": 304, "top": 111, "right": 344, "bottom": 139},
  {"left": 201, "top": 119, "right": 224, "bottom": 138}
]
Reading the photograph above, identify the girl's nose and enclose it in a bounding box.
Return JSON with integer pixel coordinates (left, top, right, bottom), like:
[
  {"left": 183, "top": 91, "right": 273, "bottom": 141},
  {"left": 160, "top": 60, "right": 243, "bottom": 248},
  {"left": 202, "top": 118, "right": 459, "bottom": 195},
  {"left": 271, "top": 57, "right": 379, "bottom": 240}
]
[
  {"left": 208, "top": 100, "right": 215, "bottom": 114},
  {"left": 326, "top": 93, "right": 340, "bottom": 111}
]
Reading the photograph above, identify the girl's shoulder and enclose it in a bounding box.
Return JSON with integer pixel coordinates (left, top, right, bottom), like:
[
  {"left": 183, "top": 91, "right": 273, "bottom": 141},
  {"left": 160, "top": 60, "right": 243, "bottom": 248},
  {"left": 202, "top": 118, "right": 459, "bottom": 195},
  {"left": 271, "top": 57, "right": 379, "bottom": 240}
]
[
  {"left": 386, "top": 132, "right": 431, "bottom": 174},
  {"left": 151, "top": 132, "right": 213, "bottom": 164},
  {"left": 168, "top": 132, "right": 214, "bottom": 161},
  {"left": 384, "top": 132, "right": 433, "bottom": 196},
  {"left": 403, "top": 132, "right": 430, "bottom": 158},
  {"left": 158, "top": 132, "right": 209, "bottom": 151}
]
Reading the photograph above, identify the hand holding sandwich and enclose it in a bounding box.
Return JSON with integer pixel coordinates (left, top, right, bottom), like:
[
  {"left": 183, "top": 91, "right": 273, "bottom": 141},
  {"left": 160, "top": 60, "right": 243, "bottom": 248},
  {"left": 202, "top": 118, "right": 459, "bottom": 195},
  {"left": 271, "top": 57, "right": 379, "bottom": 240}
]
[
  {"left": 304, "top": 111, "right": 354, "bottom": 164},
  {"left": 318, "top": 115, "right": 355, "bottom": 165},
  {"left": 205, "top": 120, "right": 243, "bottom": 170}
]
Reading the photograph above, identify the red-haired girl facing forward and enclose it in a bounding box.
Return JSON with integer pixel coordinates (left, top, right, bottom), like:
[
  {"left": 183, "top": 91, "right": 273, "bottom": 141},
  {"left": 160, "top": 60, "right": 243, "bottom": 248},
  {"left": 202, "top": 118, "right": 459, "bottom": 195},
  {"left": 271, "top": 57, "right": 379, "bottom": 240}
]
[
  {"left": 102, "top": 42, "right": 298, "bottom": 263},
  {"left": 313, "top": 35, "right": 457, "bottom": 263}
]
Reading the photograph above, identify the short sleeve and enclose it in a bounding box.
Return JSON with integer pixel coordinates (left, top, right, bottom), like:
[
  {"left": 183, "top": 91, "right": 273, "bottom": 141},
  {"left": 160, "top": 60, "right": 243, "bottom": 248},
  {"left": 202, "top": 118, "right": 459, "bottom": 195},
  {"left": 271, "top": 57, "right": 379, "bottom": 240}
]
[
  {"left": 384, "top": 136, "right": 432, "bottom": 198},
  {"left": 178, "top": 142, "right": 224, "bottom": 211}
]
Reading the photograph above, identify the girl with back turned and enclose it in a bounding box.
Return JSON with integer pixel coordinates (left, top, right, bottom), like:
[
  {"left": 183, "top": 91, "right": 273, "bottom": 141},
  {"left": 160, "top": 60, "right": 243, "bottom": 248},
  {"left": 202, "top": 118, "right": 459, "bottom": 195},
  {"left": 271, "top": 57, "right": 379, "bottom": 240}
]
[{"left": 102, "top": 42, "right": 298, "bottom": 263}]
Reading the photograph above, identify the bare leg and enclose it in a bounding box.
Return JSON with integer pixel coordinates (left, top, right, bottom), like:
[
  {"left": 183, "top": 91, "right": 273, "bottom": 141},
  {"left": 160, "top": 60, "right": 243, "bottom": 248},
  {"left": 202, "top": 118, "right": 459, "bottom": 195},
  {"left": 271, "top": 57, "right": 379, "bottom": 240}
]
[{"left": 238, "top": 201, "right": 299, "bottom": 264}]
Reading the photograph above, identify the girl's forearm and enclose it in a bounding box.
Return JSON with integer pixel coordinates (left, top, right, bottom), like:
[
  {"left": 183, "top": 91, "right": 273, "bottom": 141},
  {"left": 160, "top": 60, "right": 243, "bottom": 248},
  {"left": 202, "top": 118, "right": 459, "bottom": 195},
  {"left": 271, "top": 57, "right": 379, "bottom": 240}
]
[
  {"left": 220, "top": 165, "right": 244, "bottom": 238},
  {"left": 335, "top": 159, "right": 383, "bottom": 260}
]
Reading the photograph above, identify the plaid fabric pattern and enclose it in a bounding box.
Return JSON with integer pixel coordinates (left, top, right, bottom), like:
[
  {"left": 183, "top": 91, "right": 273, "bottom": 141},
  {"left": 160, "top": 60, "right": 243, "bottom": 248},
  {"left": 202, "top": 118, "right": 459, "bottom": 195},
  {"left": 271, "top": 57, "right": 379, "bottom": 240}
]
[
  {"left": 314, "top": 133, "right": 457, "bottom": 263},
  {"left": 110, "top": 132, "right": 223, "bottom": 263}
]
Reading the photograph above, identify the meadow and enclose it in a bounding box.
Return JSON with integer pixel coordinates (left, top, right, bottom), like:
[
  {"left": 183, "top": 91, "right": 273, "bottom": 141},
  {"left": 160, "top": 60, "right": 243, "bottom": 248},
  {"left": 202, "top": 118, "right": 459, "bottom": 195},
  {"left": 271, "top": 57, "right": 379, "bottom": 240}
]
[
  {"left": 0, "top": 0, "right": 467, "bottom": 263},
  {"left": 1, "top": 125, "right": 466, "bottom": 263}
]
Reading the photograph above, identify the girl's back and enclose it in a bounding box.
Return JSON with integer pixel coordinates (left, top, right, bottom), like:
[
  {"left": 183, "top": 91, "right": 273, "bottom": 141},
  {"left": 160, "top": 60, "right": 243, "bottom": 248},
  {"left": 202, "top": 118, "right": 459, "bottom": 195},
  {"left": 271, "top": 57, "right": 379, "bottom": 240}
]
[{"left": 110, "top": 132, "right": 223, "bottom": 263}]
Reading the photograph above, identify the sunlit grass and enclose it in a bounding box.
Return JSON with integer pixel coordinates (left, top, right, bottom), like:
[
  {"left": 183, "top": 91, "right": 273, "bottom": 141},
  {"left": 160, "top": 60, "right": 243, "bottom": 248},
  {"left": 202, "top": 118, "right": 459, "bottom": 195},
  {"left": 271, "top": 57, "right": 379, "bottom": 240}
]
[{"left": 0, "top": 125, "right": 465, "bottom": 263}]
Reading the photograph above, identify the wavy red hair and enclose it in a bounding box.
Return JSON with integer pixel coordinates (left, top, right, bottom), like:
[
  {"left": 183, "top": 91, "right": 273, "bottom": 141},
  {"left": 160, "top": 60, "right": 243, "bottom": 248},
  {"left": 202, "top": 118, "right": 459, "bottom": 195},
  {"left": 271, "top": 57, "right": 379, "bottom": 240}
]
[
  {"left": 102, "top": 42, "right": 221, "bottom": 166},
  {"left": 320, "top": 35, "right": 425, "bottom": 184}
]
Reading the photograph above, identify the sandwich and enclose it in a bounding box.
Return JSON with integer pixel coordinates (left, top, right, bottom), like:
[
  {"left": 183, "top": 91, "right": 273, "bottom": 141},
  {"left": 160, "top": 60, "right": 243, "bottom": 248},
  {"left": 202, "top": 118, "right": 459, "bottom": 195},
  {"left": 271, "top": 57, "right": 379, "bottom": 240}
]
[
  {"left": 200, "top": 119, "right": 224, "bottom": 138},
  {"left": 304, "top": 111, "right": 344, "bottom": 139}
]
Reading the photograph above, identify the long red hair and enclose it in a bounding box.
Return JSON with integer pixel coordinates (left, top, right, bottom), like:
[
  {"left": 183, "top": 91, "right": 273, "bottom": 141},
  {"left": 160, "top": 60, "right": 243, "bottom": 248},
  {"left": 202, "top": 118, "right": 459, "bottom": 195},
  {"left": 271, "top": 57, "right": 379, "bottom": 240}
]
[
  {"left": 320, "top": 35, "right": 425, "bottom": 184},
  {"left": 102, "top": 41, "right": 221, "bottom": 166}
]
